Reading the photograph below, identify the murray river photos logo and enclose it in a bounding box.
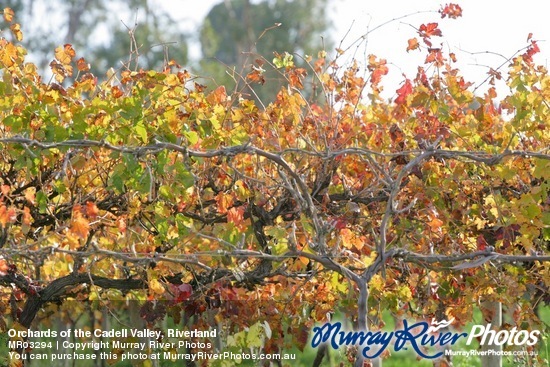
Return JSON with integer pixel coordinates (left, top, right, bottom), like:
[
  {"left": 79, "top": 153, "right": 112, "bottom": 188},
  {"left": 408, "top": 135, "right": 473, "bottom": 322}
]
[{"left": 310, "top": 318, "right": 541, "bottom": 359}]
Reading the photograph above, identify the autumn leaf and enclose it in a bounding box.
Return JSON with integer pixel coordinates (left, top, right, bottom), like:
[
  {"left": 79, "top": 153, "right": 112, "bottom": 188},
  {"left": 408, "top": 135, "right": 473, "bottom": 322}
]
[
  {"left": 246, "top": 67, "right": 266, "bottom": 85},
  {"left": 54, "top": 44, "right": 76, "bottom": 65},
  {"left": 288, "top": 68, "right": 307, "bottom": 89},
  {"left": 171, "top": 283, "right": 193, "bottom": 303},
  {"left": 425, "top": 48, "right": 445, "bottom": 65},
  {"left": 149, "top": 279, "right": 165, "bottom": 295},
  {"left": 419, "top": 23, "right": 442, "bottom": 38},
  {"left": 76, "top": 57, "right": 90, "bottom": 72},
  {"left": 227, "top": 206, "right": 245, "bottom": 226},
  {"left": 522, "top": 40, "right": 540, "bottom": 63},
  {"left": 10, "top": 23, "right": 23, "bottom": 41},
  {"left": 207, "top": 85, "right": 227, "bottom": 104},
  {"left": 0, "top": 257, "right": 8, "bottom": 275},
  {"left": 0, "top": 205, "right": 17, "bottom": 227},
  {"left": 70, "top": 209, "right": 90, "bottom": 238},
  {"left": 406, "top": 38, "right": 420, "bottom": 52},
  {"left": 0, "top": 42, "right": 19, "bottom": 67},
  {"left": 116, "top": 216, "right": 127, "bottom": 234},
  {"left": 24, "top": 187, "right": 36, "bottom": 205},
  {"left": 3, "top": 7, "right": 14, "bottom": 22},
  {"left": 440, "top": 3, "right": 463, "bottom": 19},
  {"left": 22, "top": 206, "right": 32, "bottom": 226},
  {"left": 368, "top": 55, "right": 388, "bottom": 85},
  {"left": 215, "top": 192, "right": 234, "bottom": 214},
  {"left": 395, "top": 79, "right": 413, "bottom": 105},
  {"left": 85, "top": 201, "right": 99, "bottom": 218},
  {"left": 1, "top": 185, "right": 10, "bottom": 196}
]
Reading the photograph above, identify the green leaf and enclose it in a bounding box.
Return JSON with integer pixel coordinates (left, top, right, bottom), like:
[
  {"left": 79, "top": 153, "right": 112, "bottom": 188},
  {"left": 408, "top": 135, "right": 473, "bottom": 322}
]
[
  {"left": 36, "top": 191, "right": 48, "bottom": 214},
  {"left": 184, "top": 131, "right": 199, "bottom": 145},
  {"left": 135, "top": 121, "right": 148, "bottom": 143}
]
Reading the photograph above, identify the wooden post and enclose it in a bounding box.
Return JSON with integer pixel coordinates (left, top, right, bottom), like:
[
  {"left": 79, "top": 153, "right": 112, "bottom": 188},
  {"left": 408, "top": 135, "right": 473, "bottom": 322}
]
[{"left": 480, "top": 301, "right": 502, "bottom": 367}]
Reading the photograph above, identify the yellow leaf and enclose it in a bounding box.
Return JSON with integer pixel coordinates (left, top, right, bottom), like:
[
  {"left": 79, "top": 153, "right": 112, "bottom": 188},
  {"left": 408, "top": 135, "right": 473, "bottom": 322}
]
[
  {"left": 339, "top": 228, "right": 354, "bottom": 249},
  {"left": 24, "top": 187, "right": 36, "bottom": 205},
  {"left": 10, "top": 23, "right": 23, "bottom": 41},
  {"left": 0, "top": 42, "right": 18, "bottom": 67},
  {"left": 55, "top": 44, "right": 75, "bottom": 65},
  {"left": 370, "top": 274, "right": 385, "bottom": 292},
  {"left": 149, "top": 279, "right": 165, "bottom": 295}
]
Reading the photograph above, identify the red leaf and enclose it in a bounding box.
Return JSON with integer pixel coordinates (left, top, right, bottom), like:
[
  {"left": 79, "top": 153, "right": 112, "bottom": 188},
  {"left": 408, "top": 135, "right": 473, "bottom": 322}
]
[
  {"left": 476, "top": 234, "right": 488, "bottom": 251},
  {"left": 368, "top": 55, "right": 388, "bottom": 85},
  {"left": 172, "top": 283, "right": 193, "bottom": 303},
  {"left": 395, "top": 79, "right": 413, "bottom": 105},
  {"left": 523, "top": 40, "right": 540, "bottom": 63},
  {"left": 419, "top": 23, "right": 442, "bottom": 39}
]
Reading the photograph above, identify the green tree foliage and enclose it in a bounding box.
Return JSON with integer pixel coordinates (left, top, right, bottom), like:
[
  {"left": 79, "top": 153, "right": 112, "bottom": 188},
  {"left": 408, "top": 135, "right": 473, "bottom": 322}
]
[
  {"left": 199, "top": 0, "right": 332, "bottom": 103},
  {"left": 9, "top": 0, "right": 188, "bottom": 75}
]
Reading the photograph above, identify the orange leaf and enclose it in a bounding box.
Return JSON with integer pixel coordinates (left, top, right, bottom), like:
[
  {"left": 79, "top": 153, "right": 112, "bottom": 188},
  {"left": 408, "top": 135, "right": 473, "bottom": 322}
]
[
  {"left": 0, "top": 257, "right": 8, "bottom": 274},
  {"left": 76, "top": 57, "right": 90, "bottom": 72},
  {"left": 207, "top": 85, "right": 227, "bottom": 104},
  {"left": 246, "top": 69, "right": 265, "bottom": 85},
  {"left": 117, "top": 216, "right": 127, "bottom": 233},
  {"left": 428, "top": 217, "right": 444, "bottom": 231},
  {"left": 440, "top": 3, "right": 463, "bottom": 19},
  {"left": 3, "top": 7, "right": 14, "bottom": 22},
  {"left": 368, "top": 55, "right": 388, "bottom": 85},
  {"left": 85, "top": 201, "right": 99, "bottom": 218},
  {"left": 1, "top": 185, "right": 10, "bottom": 196},
  {"left": 0, "top": 205, "right": 16, "bottom": 227},
  {"left": 71, "top": 210, "right": 90, "bottom": 238},
  {"left": 22, "top": 206, "right": 32, "bottom": 226},
  {"left": 419, "top": 23, "right": 442, "bottom": 39},
  {"left": 215, "top": 192, "right": 234, "bottom": 214},
  {"left": 227, "top": 206, "right": 245, "bottom": 226},
  {"left": 406, "top": 38, "right": 419, "bottom": 52}
]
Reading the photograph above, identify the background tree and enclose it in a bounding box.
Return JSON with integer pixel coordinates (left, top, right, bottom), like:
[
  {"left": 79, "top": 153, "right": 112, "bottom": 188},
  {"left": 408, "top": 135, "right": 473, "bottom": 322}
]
[
  {"left": 199, "top": 0, "right": 332, "bottom": 103},
  {"left": 9, "top": 0, "right": 188, "bottom": 75},
  {"left": 0, "top": 4, "right": 548, "bottom": 367}
]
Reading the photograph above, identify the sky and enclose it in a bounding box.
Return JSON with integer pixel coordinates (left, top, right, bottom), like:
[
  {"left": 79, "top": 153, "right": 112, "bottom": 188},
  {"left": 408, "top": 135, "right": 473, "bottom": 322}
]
[{"left": 153, "top": 0, "right": 550, "bottom": 98}]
